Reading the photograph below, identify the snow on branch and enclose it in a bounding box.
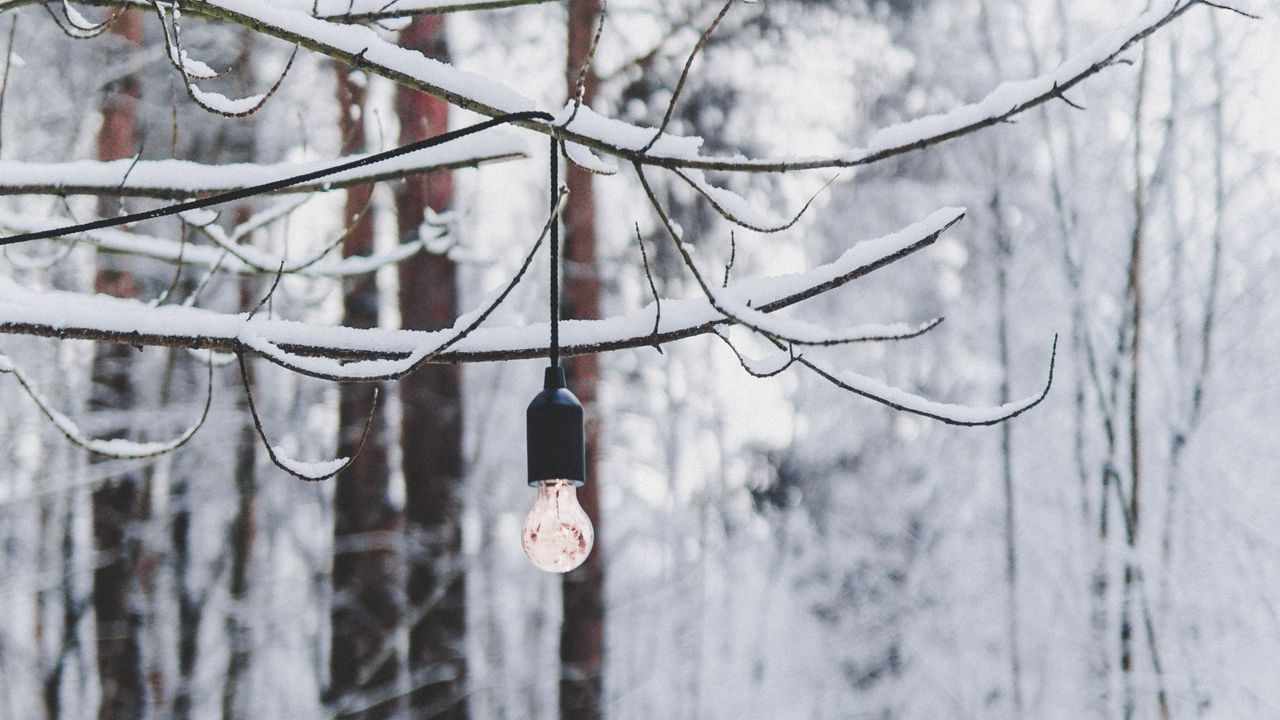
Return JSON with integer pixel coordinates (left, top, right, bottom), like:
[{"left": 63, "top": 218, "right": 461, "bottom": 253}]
[
  {"left": 0, "top": 209, "right": 962, "bottom": 370},
  {"left": 2, "top": 0, "right": 1205, "bottom": 174},
  {"left": 0, "top": 349, "right": 213, "bottom": 458},
  {"left": 237, "top": 353, "right": 372, "bottom": 481},
  {"left": 0, "top": 209, "right": 446, "bottom": 278},
  {"left": 285, "top": 0, "right": 557, "bottom": 21},
  {"left": 1, "top": 0, "right": 556, "bottom": 22},
  {"left": 0, "top": 132, "right": 525, "bottom": 199},
  {"left": 790, "top": 338, "right": 1058, "bottom": 427}
]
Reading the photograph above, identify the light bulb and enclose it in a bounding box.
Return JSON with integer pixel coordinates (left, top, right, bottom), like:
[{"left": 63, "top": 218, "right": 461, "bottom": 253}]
[{"left": 522, "top": 479, "right": 594, "bottom": 573}]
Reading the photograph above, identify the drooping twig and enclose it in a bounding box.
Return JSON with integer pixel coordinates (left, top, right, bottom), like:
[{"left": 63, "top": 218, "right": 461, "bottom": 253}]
[
  {"left": 242, "top": 188, "right": 568, "bottom": 380},
  {"left": 636, "top": 161, "right": 941, "bottom": 348},
  {"left": 787, "top": 335, "right": 1058, "bottom": 427},
  {"left": 713, "top": 328, "right": 797, "bottom": 378},
  {"left": 236, "top": 351, "right": 375, "bottom": 481},
  {"left": 153, "top": 0, "right": 225, "bottom": 80},
  {"left": 673, "top": 167, "right": 837, "bottom": 233},
  {"left": 173, "top": 0, "right": 299, "bottom": 118},
  {"left": 41, "top": 0, "right": 120, "bottom": 39},
  {"left": 150, "top": 220, "right": 190, "bottom": 307},
  {"left": 246, "top": 261, "right": 287, "bottom": 321},
  {"left": 0, "top": 348, "right": 214, "bottom": 458},
  {"left": 1196, "top": 1, "right": 1260, "bottom": 19}
]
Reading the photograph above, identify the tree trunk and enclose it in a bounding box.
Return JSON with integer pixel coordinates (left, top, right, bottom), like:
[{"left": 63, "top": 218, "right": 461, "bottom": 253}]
[
  {"left": 396, "top": 16, "right": 468, "bottom": 719},
  {"left": 90, "top": 11, "right": 147, "bottom": 720},
  {"left": 222, "top": 340, "right": 257, "bottom": 720},
  {"left": 561, "top": 2, "right": 605, "bottom": 718},
  {"left": 328, "top": 60, "right": 405, "bottom": 720},
  {"left": 991, "top": 190, "right": 1025, "bottom": 720}
]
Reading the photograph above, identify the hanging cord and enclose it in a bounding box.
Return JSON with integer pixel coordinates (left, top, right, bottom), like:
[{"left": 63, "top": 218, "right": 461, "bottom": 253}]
[
  {"left": 549, "top": 133, "right": 560, "bottom": 368},
  {"left": 0, "top": 110, "right": 555, "bottom": 247}
]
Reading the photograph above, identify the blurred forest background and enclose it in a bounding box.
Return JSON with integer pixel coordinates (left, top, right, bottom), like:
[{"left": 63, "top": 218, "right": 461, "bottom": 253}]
[{"left": 0, "top": 0, "right": 1277, "bottom": 719}]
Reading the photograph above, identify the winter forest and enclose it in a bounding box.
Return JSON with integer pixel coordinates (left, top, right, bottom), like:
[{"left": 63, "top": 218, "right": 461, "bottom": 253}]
[{"left": 0, "top": 0, "right": 1277, "bottom": 718}]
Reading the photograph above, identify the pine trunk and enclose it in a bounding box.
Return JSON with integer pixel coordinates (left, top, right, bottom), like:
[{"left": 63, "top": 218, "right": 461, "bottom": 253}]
[
  {"left": 328, "top": 60, "right": 405, "bottom": 720},
  {"left": 89, "top": 12, "right": 147, "bottom": 720},
  {"left": 396, "top": 16, "right": 468, "bottom": 719},
  {"left": 561, "top": 2, "right": 606, "bottom": 717}
]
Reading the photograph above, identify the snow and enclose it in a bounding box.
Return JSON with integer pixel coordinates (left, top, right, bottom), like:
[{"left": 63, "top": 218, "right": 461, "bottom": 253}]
[
  {"left": 0, "top": 210, "right": 440, "bottom": 278},
  {"left": 269, "top": 446, "right": 349, "bottom": 478},
  {"left": 853, "top": 0, "right": 1180, "bottom": 161},
  {"left": 0, "top": 130, "right": 525, "bottom": 196},
  {"left": 188, "top": 85, "right": 265, "bottom": 115},
  {"left": 0, "top": 350, "right": 208, "bottom": 458},
  {"left": 677, "top": 168, "right": 787, "bottom": 231},
  {"left": 279, "top": 0, "right": 549, "bottom": 16},
  {"left": 563, "top": 141, "right": 618, "bottom": 175},
  {"left": 0, "top": 208, "right": 963, "bottom": 381},
  {"left": 821, "top": 361, "right": 1047, "bottom": 425},
  {"left": 180, "top": 0, "right": 1179, "bottom": 170}
]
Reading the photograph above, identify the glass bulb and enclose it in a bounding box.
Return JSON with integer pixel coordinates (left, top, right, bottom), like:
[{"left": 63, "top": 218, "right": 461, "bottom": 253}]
[{"left": 522, "top": 479, "right": 594, "bottom": 573}]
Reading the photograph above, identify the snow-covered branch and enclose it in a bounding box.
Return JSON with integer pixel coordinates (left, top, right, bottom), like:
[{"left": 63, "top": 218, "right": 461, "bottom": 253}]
[
  {"left": 0, "top": 209, "right": 449, "bottom": 278},
  {"left": 0, "top": 349, "right": 213, "bottom": 458},
  {"left": 0, "top": 209, "right": 961, "bottom": 368},
  {"left": 3, "top": 0, "right": 1204, "bottom": 173},
  {"left": 0, "top": 0, "right": 556, "bottom": 23},
  {"left": 0, "top": 132, "right": 525, "bottom": 199}
]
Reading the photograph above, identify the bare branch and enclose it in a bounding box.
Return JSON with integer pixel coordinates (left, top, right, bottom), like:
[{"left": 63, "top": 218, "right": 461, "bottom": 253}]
[
  {"left": 638, "top": 0, "right": 733, "bottom": 154},
  {"left": 0, "top": 349, "right": 214, "bottom": 458},
  {"left": 237, "top": 352, "right": 374, "bottom": 481},
  {"left": 636, "top": 161, "right": 940, "bottom": 348},
  {"left": 1196, "top": 1, "right": 1260, "bottom": 19},
  {"left": 714, "top": 329, "right": 798, "bottom": 378},
  {"left": 634, "top": 221, "right": 662, "bottom": 350},
  {"left": 673, "top": 167, "right": 836, "bottom": 233},
  {"left": 788, "top": 335, "right": 1059, "bottom": 426}
]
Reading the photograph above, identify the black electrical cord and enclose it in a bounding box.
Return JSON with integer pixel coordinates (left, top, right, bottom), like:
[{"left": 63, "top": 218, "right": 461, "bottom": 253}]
[
  {"left": 0, "top": 109, "right": 556, "bottom": 247},
  {"left": 549, "top": 134, "right": 560, "bottom": 369}
]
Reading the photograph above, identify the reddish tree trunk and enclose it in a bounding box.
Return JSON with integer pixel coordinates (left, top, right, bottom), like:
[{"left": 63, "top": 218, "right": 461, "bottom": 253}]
[
  {"left": 561, "top": 2, "right": 606, "bottom": 718},
  {"left": 90, "top": 11, "right": 148, "bottom": 720},
  {"left": 328, "top": 62, "right": 405, "bottom": 720},
  {"left": 395, "top": 16, "right": 467, "bottom": 719}
]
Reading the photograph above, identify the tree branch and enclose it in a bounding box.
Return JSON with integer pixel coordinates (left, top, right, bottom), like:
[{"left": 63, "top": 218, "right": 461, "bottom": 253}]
[
  {"left": 0, "top": 133, "right": 524, "bottom": 199},
  {"left": 0, "top": 209, "right": 961, "bottom": 371},
  {"left": 0, "top": 0, "right": 1205, "bottom": 173}
]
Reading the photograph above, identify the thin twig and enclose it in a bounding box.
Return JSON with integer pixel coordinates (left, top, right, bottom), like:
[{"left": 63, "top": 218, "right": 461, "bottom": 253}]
[
  {"left": 559, "top": 0, "right": 606, "bottom": 130},
  {"left": 722, "top": 229, "right": 734, "bottom": 287},
  {"left": 713, "top": 328, "right": 796, "bottom": 378},
  {"left": 0, "top": 16, "right": 16, "bottom": 158},
  {"left": 0, "top": 349, "right": 214, "bottom": 458},
  {"left": 638, "top": 0, "right": 733, "bottom": 154},
  {"left": 634, "top": 221, "right": 662, "bottom": 351},
  {"left": 673, "top": 167, "right": 837, "bottom": 233},
  {"left": 636, "top": 161, "right": 937, "bottom": 348},
  {"left": 236, "top": 352, "right": 376, "bottom": 481}
]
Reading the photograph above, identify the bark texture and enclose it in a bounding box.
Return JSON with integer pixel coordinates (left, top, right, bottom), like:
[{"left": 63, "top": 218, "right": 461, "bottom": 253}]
[
  {"left": 396, "top": 16, "right": 468, "bottom": 719},
  {"left": 328, "top": 60, "right": 406, "bottom": 720},
  {"left": 90, "top": 12, "right": 148, "bottom": 720},
  {"left": 561, "top": 2, "right": 606, "bottom": 717}
]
